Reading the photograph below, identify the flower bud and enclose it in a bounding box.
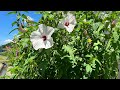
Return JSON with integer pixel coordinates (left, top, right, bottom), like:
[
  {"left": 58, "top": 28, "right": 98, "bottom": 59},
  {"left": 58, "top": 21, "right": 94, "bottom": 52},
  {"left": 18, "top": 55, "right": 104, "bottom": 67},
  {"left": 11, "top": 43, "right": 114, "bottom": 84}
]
[
  {"left": 16, "top": 50, "right": 19, "bottom": 57},
  {"left": 87, "top": 38, "right": 92, "bottom": 43},
  {"left": 111, "top": 20, "right": 117, "bottom": 28},
  {"left": 83, "top": 30, "right": 88, "bottom": 36},
  {"left": 18, "top": 23, "right": 27, "bottom": 33}
]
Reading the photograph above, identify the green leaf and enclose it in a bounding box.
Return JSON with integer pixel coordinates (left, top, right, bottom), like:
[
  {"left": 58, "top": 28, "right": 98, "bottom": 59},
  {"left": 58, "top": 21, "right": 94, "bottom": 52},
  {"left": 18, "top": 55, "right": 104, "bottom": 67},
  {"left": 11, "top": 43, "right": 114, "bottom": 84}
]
[
  {"left": 91, "top": 59, "right": 96, "bottom": 68},
  {"left": 19, "top": 52, "right": 25, "bottom": 60},
  {"left": 7, "top": 11, "right": 17, "bottom": 15},
  {"left": 94, "top": 46, "right": 98, "bottom": 50},
  {"left": 87, "top": 19, "right": 93, "bottom": 24},
  {"left": 83, "top": 75, "right": 88, "bottom": 79},
  {"left": 106, "top": 38, "right": 112, "bottom": 50},
  {"left": 85, "top": 54, "right": 93, "bottom": 58},
  {"left": 86, "top": 64, "right": 92, "bottom": 73},
  {"left": 75, "top": 56, "right": 82, "bottom": 62},
  {"left": 95, "top": 58, "right": 102, "bottom": 66},
  {"left": 48, "top": 14, "right": 54, "bottom": 20},
  {"left": 93, "top": 22, "right": 100, "bottom": 31},
  {"left": 93, "top": 40, "right": 102, "bottom": 46},
  {"left": 21, "top": 38, "right": 29, "bottom": 47},
  {"left": 22, "top": 14, "right": 27, "bottom": 19},
  {"left": 98, "top": 23, "right": 104, "bottom": 32},
  {"left": 113, "top": 31, "right": 119, "bottom": 43},
  {"left": 43, "top": 13, "right": 48, "bottom": 20},
  {"left": 9, "top": 28, "right": 18, "bottom": 34},
  {"left": 35, "top": 11, "right": 42, "bottom": 14},
  {"left": 62, "top": 45, "right": 76, "bottom": 56},
  {"left": 12, "top": 21, "right": 18, "bottom": 27},
  {"left": 17, "top": 15, "right": 21, "bottom": 20},
  {"left": 24, "top": 56, "right": 36, "bottom": 65}
]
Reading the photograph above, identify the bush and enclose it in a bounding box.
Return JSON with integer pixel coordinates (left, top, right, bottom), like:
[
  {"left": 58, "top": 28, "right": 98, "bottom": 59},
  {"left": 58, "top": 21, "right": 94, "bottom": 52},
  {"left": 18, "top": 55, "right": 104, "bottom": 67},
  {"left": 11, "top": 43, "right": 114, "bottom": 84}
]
[{"left": 6, "top": 11, "right": 120, "bottom": 79}]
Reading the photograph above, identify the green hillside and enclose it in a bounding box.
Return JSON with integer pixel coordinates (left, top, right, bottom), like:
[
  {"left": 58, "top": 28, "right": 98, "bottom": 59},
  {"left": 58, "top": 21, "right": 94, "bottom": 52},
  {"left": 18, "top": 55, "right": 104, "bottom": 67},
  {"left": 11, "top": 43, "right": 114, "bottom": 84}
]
[{"left": 0, "top": 42, "right": 12, "bottom": 52}]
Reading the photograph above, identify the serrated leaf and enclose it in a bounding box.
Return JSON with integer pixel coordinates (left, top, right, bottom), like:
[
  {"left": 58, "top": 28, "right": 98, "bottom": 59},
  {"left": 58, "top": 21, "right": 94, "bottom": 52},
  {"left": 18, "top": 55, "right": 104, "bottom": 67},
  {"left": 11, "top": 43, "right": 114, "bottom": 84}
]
[
  {"left": 21, "top": 38, "right": 29, "bottom": 47},
  {"left": 24, "top": 56, "right": 36, "bottom": 65},
  {"left": 62, "top": 45, "right": 75, "bottom": 55},
  {"left": 48, "top": 14, "right": 54, "bottom": 20},
  {"left": 98, "top": 24, "right": 104, "bottom": 32},
  {"left": 93, "top": 22, "right": 100, "bottom": 31}
]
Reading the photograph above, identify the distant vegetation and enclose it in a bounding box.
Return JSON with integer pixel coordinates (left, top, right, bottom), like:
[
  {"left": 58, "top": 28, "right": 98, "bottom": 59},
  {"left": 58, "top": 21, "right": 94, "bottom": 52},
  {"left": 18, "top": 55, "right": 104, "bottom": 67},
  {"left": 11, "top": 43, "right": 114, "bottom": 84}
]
[{"left": 0, "top": 42, "right": 12, "bottom": 53}]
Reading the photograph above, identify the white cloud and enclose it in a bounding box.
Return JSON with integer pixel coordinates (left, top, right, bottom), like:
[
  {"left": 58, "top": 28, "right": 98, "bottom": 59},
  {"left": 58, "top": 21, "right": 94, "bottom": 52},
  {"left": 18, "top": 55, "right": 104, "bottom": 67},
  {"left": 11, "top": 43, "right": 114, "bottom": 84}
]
[{"left": 4, "top": 39, "right": 13, "bottom": 44}]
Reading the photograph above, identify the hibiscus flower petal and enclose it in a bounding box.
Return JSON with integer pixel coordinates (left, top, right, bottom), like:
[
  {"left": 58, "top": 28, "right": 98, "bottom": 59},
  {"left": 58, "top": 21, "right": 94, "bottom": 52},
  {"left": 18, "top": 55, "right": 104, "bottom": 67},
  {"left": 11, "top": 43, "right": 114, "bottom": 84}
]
[
  {"left": 32, "top": 39, "right": 45, "bottom": 50},
  {"left": 30, "top": 31, "right": 41, "bottom": 42},
  {"left": 46, "top": 26, "right": 55, "bottom": 39},
  {"left": 38, "top": 24, "right": 47, "bottom": 34},
  {"left": 44, "top": 38, "right": 54, "bottom": 49},
  {"left": 67, "top": 13, "right": 74, "bottom": 19},
  {"left": 69, "top": 16, "right": 77, "bottom": 25},
  {"left": 65, "top": 24, "right": 75, "bottom": 33},
  {"left": 67, "top": 13, "right": 77, "bottom": 25}
]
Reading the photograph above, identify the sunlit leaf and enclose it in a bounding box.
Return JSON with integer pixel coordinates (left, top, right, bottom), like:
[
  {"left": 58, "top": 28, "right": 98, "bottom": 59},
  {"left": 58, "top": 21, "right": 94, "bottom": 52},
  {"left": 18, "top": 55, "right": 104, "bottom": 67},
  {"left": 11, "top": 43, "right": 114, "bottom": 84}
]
[{"left": 86, "top": 64, "right": 92, "bottom": 73}]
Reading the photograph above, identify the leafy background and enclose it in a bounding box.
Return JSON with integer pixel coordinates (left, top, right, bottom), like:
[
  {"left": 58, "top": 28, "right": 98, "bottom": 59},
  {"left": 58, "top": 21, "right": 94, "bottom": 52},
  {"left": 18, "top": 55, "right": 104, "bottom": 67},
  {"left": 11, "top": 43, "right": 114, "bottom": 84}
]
[{"left": 1, "top": 11, "right": 120, "bottom": 79}]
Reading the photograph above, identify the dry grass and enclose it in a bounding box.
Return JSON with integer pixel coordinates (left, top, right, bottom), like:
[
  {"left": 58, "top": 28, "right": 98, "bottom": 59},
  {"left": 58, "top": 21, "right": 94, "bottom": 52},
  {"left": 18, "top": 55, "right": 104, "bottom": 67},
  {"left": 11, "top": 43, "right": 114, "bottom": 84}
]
[
  {"left": 0, "top": 55, "right": 13, "bottom": 78},
  {"left": 0, "top": 55, "right": 7, "bottom": 61}
]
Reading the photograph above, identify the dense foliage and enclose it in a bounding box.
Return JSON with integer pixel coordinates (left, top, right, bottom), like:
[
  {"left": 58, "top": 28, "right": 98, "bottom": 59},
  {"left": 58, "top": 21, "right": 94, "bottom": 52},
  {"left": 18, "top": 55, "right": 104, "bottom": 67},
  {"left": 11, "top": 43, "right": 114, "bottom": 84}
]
[{"left": 4, "top": 11, "right": 120, "bottom": 79}]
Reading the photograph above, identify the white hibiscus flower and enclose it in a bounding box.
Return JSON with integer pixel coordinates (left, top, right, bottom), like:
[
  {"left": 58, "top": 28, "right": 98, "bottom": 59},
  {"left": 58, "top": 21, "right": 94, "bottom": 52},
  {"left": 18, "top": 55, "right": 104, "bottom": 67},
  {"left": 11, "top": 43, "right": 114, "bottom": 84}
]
[
  {"left": 30, "top": 24, "right": 55, "bottom": 50},
  {"left": 58, "top": 12, "right": 77, "bottom": 33}
]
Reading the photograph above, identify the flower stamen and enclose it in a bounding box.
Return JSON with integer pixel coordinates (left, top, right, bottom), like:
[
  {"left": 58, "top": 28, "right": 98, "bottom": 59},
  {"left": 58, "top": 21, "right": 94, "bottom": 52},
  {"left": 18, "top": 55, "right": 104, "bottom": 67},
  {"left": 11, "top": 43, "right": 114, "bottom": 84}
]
[
  {"left": 42, "top": 35, "right": 47, "bottom": 41},
  {"left": 65, "top": 22, "right": 69, "bottom": 27}
]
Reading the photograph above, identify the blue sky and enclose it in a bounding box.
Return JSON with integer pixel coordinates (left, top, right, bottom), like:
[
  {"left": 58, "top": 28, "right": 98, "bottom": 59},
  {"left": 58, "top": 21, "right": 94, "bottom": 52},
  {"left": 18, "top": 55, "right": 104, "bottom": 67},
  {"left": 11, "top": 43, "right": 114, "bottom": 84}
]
[{"left": 0, "top": 11, "right": 42, "bottom": 46}]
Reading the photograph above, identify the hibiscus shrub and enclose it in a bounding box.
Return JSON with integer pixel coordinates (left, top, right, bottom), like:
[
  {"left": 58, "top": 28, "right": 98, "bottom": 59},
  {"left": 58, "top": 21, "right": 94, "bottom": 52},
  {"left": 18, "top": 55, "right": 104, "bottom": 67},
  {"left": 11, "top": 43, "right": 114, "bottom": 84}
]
[{"left": 6, "top": 11, "right": 120, "bottom": 79}]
